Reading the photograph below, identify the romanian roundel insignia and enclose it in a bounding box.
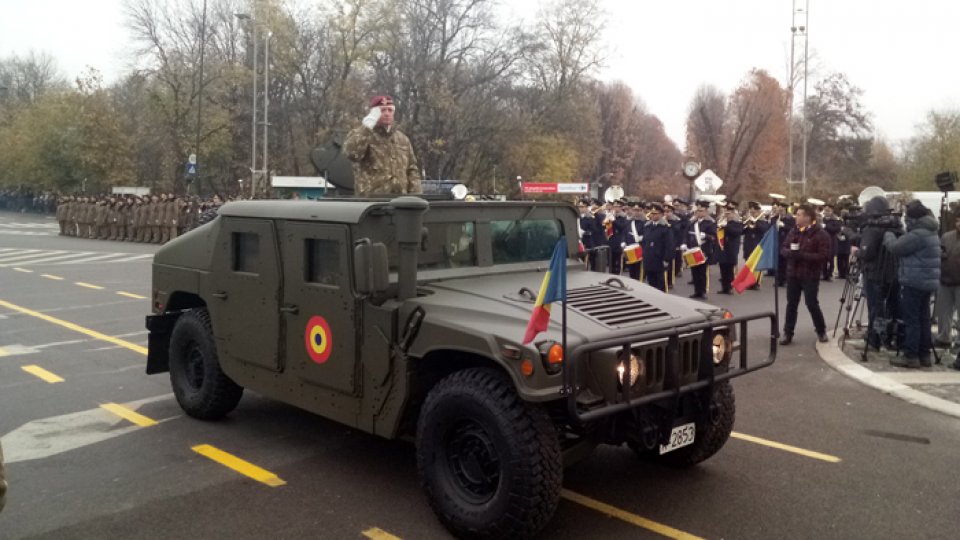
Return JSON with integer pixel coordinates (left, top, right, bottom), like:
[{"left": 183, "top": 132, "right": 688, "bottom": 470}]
[{"left": 305, "top": 316, "right": 333, "bottom": 364}]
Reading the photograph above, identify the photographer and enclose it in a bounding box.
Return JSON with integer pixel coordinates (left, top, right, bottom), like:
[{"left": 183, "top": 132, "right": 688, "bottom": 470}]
[
  {"left": 883, "top": 201, "right": 941, "bottom": 368},
  {"left": 935, "top": 212, "right": 960, "bottom": 370},
  {"left": 854, "top": 196, "right": 902, "bottom": 350}
]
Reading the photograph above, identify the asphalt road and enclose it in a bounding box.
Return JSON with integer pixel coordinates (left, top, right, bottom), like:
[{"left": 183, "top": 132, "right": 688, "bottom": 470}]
[{"left": 1, "top": 210, "right": 958, "bottom": 540}]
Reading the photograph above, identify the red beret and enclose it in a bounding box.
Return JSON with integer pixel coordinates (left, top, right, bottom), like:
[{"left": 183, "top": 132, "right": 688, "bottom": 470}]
[{"left": 369, "top": 95, "right": 394, "bottom": 107}]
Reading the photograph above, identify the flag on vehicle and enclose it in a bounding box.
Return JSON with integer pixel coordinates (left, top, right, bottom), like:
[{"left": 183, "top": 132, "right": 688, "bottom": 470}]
[
  {"left": 522, "top": 238, "right": 567, "bottom": 344},
  {"left": 732, "top": 226, "right": 778, "bottom": 293}
]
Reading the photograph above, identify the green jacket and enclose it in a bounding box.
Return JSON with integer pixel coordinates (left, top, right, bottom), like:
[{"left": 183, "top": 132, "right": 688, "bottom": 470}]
[{"left": 343, "top": 124, "right": 421, "bottom": 195}]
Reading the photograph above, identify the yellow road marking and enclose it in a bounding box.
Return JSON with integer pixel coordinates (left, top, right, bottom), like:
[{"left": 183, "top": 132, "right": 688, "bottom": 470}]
[
  {"left": 13, "top": 267, "right": 33, "bottom": 273},
  {"left": 362, "top": 528, "right": 402, "bottom": 540},
  {"left": 21, "top": 364, "right": 65, "bottom": 383},
  {"left": 75, "top": 281, "right": 104, "bottom": 290},
  {"left": 41, "top": 274, "right": 64, "bottom": 280},
  {"left": 192, "top": 444, "right": 286, "bottom": 487},
  {"left": 561, "top": 489, "right": 704, "bottom": 540},
  {"left": 100, "top": 403, "right": 158, "bottom": 427},
  {"left": 731, "top": 432, "right": 842, "bottom": 463},
  {"left": 117, "top": 291, "right": 147, "bottom": 300},
  {"left": 0, "top": 299, "right": 148, "bottom": 356},
  {"left": 0, "top": 347, "right": 7, "bottom": 357}
]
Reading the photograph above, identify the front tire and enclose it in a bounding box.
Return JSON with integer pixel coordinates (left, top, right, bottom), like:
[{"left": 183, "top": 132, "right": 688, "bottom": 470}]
[
  {"left": 417, "top": 368, "right": 561, "bottom": 539},
  {"left": 169, "top": 308, "right": 243, "bottom": 420},
  {"left": 642, "top": 381, "right": 735, "bottom": 468}
]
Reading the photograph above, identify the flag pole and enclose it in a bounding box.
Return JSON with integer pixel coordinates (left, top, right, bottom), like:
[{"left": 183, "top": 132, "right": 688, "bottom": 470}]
[
  {"left": 773, "top": 230, "right": 781, "bottom": 339},
  {"left": 561, "top": 237, "right": 569, "bottom": 394}
]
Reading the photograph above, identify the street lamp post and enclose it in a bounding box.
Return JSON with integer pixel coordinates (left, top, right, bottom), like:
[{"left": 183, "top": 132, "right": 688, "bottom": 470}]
[
  {"left": 262, "top": 31, "right": 272, "bottom": 198},
  {"left": 235, "top": 12, "right": 257, "bottom": 199}
]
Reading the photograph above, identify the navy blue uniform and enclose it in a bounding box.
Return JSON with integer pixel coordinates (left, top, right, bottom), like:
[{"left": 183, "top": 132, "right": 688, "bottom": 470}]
[
  {"left": 607, "top": 214, "right": 630, "bottom": 274},
  {"left": 624, "top": 218, "right": 644, "bottom": 280},
  {"left": 579, "top": 212, "right": 604, "bottom": 271},
  {"left": 718, "top": 218, "right": 743, "bottom": 293},
  {"left": 641, "top": 219, "right": 674, "bottom": 292},
  {"left": 770, "top": 213, "right": 795, "bottom": 285},
  {"left": 741, "top": 215, "right": 770, "bottom": 289},
  {"left": 687, "top": 217, "right": 718, "bottom": 298}
]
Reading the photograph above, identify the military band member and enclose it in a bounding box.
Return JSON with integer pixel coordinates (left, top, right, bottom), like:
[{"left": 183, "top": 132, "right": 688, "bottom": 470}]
[
  {"left": 741, "top": 201, "right": 770, "bottom": 290},
  {"left": 624, "top": 203, "right": 645, "bottom": 280},
  {"left": 641, "top": 203, "right": 674, "bottom": 292},
  {"left": 577, "top": 199, "right": 603, "bottom": 271},
  {"left": 684, "top": 200, "right": 718, "bottom": 299},
  {"left": 768, "top": 196, "right": 795, "bottom": 286},
  {"left": 606, "top": 199, "right": 630, "bottom": 275},
  {"left": 672, "top": 198, "right": 691, "bottom": 281},
  {"left": 717, "top": 200, "right": 743, "bottom": 294}
]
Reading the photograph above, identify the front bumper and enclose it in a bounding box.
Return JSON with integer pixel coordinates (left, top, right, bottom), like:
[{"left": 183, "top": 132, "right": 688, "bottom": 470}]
[{"left": 562, "top": 312, "right": 777, "bottom": 423}]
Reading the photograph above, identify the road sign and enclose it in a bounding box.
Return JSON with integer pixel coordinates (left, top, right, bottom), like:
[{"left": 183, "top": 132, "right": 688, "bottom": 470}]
[
  {"left": 694, "top": 169, "right": 722, "bottom": 193},
  {"left": 521, "top": 182, "right": 588, "bottom": 194},
  {"left": 186, "top": 163, "right": 198, "bottom": 176}
]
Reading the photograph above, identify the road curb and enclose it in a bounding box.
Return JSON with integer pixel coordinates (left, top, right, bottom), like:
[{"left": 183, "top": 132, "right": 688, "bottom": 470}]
[{"left": 816, "top": 337, "right": 960, "bottom": 420}]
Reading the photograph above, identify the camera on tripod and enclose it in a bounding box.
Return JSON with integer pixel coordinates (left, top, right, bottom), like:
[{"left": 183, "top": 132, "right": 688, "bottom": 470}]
[{"left": 865, "top": 211, "right": 903, "bottom": 232}]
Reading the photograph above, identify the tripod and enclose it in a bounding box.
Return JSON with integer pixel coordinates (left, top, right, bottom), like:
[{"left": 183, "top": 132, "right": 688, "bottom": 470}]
[{"left": 833, "top": 257, "right": 864, "bottom": 343}]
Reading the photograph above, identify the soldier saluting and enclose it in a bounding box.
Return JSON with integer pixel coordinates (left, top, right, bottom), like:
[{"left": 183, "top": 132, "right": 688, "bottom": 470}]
[{"left": 344, "top": 95, "right": 422, "bottom": 196}]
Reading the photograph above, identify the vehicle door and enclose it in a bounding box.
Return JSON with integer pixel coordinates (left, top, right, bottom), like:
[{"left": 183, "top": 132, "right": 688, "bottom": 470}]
[
  {"left": 279, "top": 221, "right": 358, "bottom": 395},
  {"left": 209, "top": 217, "right": 282, "bottom": 371}
]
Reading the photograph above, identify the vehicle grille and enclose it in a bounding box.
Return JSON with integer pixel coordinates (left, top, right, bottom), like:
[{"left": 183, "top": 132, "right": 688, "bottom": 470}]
[
  {"left": 566, "top": 285, "right": 673, "bottom": 328},
  {"left": 633, "top": 336, "right": 701, "bottom": 389}
]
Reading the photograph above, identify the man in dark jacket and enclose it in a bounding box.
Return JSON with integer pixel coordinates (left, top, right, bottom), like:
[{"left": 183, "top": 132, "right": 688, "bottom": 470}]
[
  {"left": 854, "top": 196, "right": 902, "bottom": 349},
  {"left": 821, "top": 203, "right": 843, "bottom": 280},
  {"left": 779, "top": 204, "right": 832, "bottom": 345},
  {"left": 884, "top": 201, "right": 941, "bottom": 367},
  {"left": 641, "top": 203, "right": 674, "bottom": 292}
]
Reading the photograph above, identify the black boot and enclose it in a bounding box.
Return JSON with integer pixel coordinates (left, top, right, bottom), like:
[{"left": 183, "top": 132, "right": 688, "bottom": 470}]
[{"left": 779, "top": 334, "right": 793, "bottom": 346}]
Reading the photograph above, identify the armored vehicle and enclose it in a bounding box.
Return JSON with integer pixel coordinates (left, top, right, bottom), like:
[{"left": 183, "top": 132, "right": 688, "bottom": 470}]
[{"left": 146, "top": 197, "right": 776, "bottom": 539}]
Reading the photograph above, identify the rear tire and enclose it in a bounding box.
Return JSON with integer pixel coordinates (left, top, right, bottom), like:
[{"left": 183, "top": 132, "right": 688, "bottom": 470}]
[
  {"left": 417, "top": 368, "right": 561, "bottom": 539},
  {"left": 169, "top": 308, "right": 243, "bottom": 420},
  {"left": 640, "top": 382, "right": 735, "bottom": 468}
]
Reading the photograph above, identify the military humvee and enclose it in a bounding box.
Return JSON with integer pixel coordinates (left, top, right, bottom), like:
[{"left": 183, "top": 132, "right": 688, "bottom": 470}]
[{"left": 146, "top": 196, "right": 776, "bottom": 539}]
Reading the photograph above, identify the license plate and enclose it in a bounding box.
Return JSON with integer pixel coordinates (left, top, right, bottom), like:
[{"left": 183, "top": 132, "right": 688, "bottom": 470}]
[{"left": 659, "top": 422, "right": 696, "bottom": 454}]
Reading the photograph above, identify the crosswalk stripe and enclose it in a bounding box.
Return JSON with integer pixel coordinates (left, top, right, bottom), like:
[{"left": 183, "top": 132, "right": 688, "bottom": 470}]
[
  {"left": 57, "top": 253, "right": 139, "bottom": 265},
  {"left": 3, "top": 252, "right": 97, "bottom": 266},
  {"left": 110, "top": 254, "right": 153, "bottom": 263},
  {"left": 0, "top": 249, "right": 153, "bottom": 267}
]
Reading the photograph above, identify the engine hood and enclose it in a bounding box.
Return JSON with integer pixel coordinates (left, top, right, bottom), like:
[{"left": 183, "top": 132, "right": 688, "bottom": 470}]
[{"left": 410, "top": 265, "right": 724, "bottom": 348}]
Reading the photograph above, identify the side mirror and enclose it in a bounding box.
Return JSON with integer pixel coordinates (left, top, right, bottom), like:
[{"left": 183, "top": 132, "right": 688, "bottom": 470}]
[{"left": 354, "top": 240, "right": 390, "bottom": 295}]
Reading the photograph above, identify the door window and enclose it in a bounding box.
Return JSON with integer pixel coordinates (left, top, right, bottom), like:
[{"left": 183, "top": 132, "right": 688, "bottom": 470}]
[{"left": 305, "top": 238, "right": 342, "bottom": 286}]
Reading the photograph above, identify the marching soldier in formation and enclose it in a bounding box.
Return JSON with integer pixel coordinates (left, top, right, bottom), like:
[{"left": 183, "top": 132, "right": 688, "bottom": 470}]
[
  {"left": 741, "top": 201, "right": 770, "bottom": 290},
  {"left": 671, "top": 199, "right": 690, "bottom": 284},
  {"left": 717, "top": 200, "right": 743, "bottom": 295}
]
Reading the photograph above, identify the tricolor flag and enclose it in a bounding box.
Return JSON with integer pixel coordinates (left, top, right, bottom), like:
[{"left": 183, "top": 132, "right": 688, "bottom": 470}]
[
  {"left": 522, "top": 238, "right": 567, "bottom": 344},
  {"left": 732, "top": 226, "right": 778, "bottom": 293}
]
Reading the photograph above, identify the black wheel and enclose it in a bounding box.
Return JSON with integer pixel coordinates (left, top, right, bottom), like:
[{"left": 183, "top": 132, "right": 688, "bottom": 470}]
[
  {"left": 417, "top": 368, "right": 561, "bottom": 539},
  {"left": 169, "top": 308, "right": 243, "bottom": 420},
  {"left": 641, "top": 382, "right": 735, "bottom": 468}
]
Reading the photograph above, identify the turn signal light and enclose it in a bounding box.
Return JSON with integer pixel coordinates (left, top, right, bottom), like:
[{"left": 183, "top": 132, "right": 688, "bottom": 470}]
[
  {"left": 723, "top": 310, "right": 733, "bottom": 319},
  {"left": 538, "top": 341, "right": 564, "bottom": 374},
  {"left": 520, "top": 359, "right": 534, "bottom": 377}
]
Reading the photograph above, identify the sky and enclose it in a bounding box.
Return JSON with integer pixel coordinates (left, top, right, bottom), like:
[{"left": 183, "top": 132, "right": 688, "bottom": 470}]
[{"left": 2, "top": 0, "right": 958, "bottom": 149}]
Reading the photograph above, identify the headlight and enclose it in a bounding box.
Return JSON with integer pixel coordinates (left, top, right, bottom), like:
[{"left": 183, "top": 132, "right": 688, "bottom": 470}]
[
  {"left": 617, "top": 351, "right": 643, "bottom": 387},
  {"left": 712, "top": 333, "right": 731, "bottom": 365}
]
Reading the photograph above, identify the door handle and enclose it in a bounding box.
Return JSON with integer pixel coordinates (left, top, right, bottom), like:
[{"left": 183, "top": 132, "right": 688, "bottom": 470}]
[
  {"left": 212, "top": 291, "right": 228, "bottom": 300},
  {"left": 280, "top": 304, "right": 299, "bottom": 314}
]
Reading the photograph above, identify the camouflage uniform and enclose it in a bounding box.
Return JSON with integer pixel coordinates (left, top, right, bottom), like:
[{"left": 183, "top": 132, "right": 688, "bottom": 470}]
[
  {"left": 108, "top": 199, "right": 120, "bottom": 240},
  {"left": 56, "top": 198, "right": 67, "bottom": 235},
  {"left": 343, "top": 125, "right": 421, "bottom": 195}
]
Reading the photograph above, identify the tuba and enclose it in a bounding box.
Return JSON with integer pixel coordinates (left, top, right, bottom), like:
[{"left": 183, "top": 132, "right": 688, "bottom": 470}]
[{"left": 604, "top": 185, "right": 624, "bottom": 203}]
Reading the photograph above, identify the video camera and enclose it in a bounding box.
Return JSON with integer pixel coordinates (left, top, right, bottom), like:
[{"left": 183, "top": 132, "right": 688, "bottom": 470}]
[{"left": 864, "top": 210, "right": 903, "bottom": 231}]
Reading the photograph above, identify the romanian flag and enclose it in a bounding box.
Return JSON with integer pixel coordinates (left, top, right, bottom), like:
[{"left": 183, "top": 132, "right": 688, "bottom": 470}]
[
  {"left": 718, "top": 228, "right": 725, "bottom": 250},
  {"left": 522, "top": 238, "right": 568, "bottom": 344},
  {"left": 732, "top": 226, "right": 778, "bottom": 293}
]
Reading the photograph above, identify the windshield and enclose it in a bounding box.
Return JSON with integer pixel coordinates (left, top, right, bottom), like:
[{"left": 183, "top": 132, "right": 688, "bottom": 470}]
[{"left": 491, "top": 219, "right": 562, "bottom": 264}]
